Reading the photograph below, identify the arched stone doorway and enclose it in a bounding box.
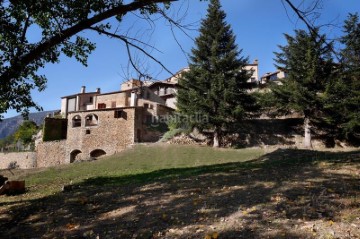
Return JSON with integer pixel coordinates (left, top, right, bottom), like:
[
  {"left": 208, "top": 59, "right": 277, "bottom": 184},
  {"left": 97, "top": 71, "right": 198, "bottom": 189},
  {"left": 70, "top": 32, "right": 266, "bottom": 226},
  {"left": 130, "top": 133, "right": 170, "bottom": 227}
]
[
  {"left": 70, "top": 149, "right": 82, "bottom": 163},
  {"left": 90, "top": 149, "right": 106, "bottom": 159}
]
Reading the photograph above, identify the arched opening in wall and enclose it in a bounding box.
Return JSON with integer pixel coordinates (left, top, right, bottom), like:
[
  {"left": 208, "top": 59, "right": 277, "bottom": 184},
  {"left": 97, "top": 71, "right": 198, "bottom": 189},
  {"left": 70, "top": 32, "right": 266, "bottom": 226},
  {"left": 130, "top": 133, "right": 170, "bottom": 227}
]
[
  {"left": 90, "top": 149, "right": 106, "bottom": 159},
  {"left": 72, "top": 115, "right": 82, "bottom": 127},
  {"left": 85, "top": 114, "right": 99, "bottom": 126},
  {"left": 70, "top": 150, "right": 82, "bottom": 163}
]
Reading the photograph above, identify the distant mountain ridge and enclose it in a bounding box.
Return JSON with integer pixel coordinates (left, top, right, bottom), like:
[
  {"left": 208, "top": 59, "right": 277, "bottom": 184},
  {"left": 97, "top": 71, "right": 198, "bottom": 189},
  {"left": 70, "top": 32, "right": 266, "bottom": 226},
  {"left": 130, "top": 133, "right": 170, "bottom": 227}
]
[{"left": 0, "top": 110, "right": 60, "bottom": 139}]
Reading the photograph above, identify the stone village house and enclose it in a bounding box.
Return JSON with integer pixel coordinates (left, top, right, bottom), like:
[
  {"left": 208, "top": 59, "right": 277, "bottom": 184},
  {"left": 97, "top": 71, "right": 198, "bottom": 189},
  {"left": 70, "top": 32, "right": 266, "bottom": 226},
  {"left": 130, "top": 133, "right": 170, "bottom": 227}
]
[
  {"left": 14, "top": 61, "right": 260, "bottom": 168},
  {"left": 36, "top": 80, "right": 175, "bottom": 167}
]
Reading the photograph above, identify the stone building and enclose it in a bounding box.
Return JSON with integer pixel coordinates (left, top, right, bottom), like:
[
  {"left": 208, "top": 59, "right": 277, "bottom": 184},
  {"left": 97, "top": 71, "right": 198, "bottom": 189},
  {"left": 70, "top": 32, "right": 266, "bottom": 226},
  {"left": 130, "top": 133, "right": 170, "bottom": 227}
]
[
  {"left": 37, "top": 83, "right": 173, "bottom": 167},
  {"left": 149, "top": 61, "right": 260, "bottom": 109},
  {"left": 260, "top": 69, "right": 287, "bottom": 84},
  {"left": 35, "top": 63, "right": 261, "bottom": 168},
  {"left": 148, "top": 68, "right": 187, "bottom": 109},
  {"left": 244, "top": 59, "right": 260, "bottom": 83}
]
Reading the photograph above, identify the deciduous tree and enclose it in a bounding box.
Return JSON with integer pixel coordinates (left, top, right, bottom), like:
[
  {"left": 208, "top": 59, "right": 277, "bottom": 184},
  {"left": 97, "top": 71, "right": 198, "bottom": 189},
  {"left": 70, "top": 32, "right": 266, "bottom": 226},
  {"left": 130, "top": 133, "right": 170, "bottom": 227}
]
[
  {"left": 14, "top": 120, "right": 38, "bottom": 146},
  {"left": 0, "top": 0, "right": 176, "bottom": 119}
]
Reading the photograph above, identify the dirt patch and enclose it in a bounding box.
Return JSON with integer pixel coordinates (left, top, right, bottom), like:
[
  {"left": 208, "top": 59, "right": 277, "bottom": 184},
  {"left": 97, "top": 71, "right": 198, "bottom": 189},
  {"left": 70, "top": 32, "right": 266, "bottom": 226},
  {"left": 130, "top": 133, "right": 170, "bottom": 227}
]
[{"left": 0, "top": 149, "right": 359, "bottom": 239}]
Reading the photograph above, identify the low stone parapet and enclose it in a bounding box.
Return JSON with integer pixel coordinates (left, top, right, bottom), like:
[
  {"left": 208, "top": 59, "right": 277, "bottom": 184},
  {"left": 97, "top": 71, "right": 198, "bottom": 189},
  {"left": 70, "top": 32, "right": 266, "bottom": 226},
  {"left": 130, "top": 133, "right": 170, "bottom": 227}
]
[{"left": 0, "top": 152, "right": 36, "bottom": 169}]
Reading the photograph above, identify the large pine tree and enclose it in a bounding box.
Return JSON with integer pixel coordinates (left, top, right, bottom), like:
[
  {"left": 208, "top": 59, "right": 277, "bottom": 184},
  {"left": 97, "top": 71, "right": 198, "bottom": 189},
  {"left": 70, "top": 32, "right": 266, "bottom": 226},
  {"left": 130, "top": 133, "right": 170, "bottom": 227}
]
[
  {"left": 272, "top": 29, "right": 333, "bottom": 148},
  {"left": 324, "top": 13, "right": 360, "bottom": 143},
  {"left": 177, "top": 0, "right": 257, "bottom": 147}
]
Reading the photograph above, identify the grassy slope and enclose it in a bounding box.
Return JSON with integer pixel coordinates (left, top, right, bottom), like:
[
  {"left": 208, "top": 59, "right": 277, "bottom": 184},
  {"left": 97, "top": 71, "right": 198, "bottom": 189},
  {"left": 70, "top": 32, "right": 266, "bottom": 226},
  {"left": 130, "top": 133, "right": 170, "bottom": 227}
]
[
  {"left": 0, "top": 144, "right": 359, "bottom": 238},
  {"left": 1, "top": 144, "right": 264, "bottom": 199}
]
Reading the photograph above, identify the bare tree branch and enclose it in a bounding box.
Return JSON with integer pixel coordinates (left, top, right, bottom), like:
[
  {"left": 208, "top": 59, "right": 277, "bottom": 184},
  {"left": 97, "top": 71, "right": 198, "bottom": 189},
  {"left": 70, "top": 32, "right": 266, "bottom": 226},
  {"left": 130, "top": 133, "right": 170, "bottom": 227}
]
[
  {"left": 88, "top": 27, "right": 174, "bottom": 76},
  {"left": 282, "top": 0, "right": 341, "bottom": 61},
  {"left": 1, "top": 0, "right": 177, "bottom": 84}
]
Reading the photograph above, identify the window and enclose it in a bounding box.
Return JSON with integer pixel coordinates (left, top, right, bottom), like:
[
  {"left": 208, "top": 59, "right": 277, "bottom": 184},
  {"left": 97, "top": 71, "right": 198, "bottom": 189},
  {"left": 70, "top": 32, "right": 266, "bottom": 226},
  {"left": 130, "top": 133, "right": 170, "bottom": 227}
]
[
  {"left": 85, "top": 114, "right": 98, "bottom": 126},
  {"left": 72, "top": 115, "right": 82, "bottom": 127},
  {"left": 144, "top": 103, "right": 149, "bottom": 109},
  {"left": 114, "top": 110, "right": 123, "bottom": 118},
  {"left": 85, "top": 129, "right": 91, "bottom": 134},
  {"left": 67, "top": 98, "right": 76, "bottom": 112},
  {"left": 149, "top": 104, "right": 153, "bottom": 109},
  {"left": 89, "top": 97, "right": 93, "bottom": 103},
  {"left": 111, "top": 101, "right": 116, "bottom": 108},
  {"left": 98, "top": 103, "right": 106, "bottom": 109}
]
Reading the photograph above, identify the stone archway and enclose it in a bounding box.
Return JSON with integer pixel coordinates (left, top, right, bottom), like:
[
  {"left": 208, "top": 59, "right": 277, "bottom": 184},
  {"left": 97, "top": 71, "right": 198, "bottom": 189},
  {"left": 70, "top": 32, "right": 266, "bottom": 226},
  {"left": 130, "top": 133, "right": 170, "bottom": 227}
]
[
  {"left": 70, "top": 149, "right": 82, "bottom": 163},
  {"left": 90, "top": 149, "right": 106, "bottom": 159}
]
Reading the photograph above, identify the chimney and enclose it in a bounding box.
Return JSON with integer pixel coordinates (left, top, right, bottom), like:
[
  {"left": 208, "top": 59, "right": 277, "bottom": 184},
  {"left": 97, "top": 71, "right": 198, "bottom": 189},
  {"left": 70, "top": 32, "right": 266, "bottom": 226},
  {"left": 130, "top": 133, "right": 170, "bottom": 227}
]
[
  {"left": 96, "top": 88, "right": 101, "bottom": 93},
  {"left": 253, "top": 59, "right": 258, "bottom": 65},
  {"left": 80, "top": 86, "right": 86, "bottom": 93}
]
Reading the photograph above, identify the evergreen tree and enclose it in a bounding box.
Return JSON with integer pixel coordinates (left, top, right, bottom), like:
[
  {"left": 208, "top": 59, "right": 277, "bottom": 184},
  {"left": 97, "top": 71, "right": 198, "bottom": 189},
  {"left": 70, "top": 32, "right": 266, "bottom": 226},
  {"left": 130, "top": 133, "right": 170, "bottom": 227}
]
[
  {"left": 177, "top": 0, "right": 257, "bottom": 147},
  {"left": 341, "top": 13, "right": 360, "bottom": 73},
  {"left": 324, "top": 13, "right": 360, "bottom": 143},
  {"left": 272, "top": 29, "right": 333, "bottom": 148}
]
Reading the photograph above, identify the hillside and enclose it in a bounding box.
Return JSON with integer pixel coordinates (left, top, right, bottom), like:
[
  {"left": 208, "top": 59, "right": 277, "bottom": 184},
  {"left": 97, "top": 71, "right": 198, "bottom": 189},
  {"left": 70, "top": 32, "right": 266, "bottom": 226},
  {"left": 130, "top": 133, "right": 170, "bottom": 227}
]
[
  {"left": 0, "top": 110, "right": 60, "bottom": 139},
  {"left": 0, "top": 144, "right": 359, "bottom": 239}
]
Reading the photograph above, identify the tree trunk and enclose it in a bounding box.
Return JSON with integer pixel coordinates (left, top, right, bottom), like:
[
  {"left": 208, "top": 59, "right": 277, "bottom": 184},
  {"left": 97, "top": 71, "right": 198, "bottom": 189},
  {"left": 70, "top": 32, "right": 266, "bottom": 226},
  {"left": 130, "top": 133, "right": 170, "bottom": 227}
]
[
  {"left": 213, "top": 128, "right": 220, "bottom": 148},
  {"left": 304, "top": 117, "right": 312, "bottom": 148}
]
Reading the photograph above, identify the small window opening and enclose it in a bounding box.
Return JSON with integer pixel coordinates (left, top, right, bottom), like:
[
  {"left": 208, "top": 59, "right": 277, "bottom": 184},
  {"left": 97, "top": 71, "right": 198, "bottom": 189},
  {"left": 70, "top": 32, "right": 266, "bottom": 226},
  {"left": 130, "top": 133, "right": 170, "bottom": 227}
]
[
  {"left": 86, "top": 129, "right": 91, "bottom": 134},
  {"left": 72, "top": 115, "right": 82, "bottom": 127},
  {"left": 85, "top": 114, "right": 98, "bottom": 126},
  {"left": 98, "top": 103, "right": 106, "bottom": 109},
  {"left": 114, "top": 110, "right": 123, "bottom": 118}
]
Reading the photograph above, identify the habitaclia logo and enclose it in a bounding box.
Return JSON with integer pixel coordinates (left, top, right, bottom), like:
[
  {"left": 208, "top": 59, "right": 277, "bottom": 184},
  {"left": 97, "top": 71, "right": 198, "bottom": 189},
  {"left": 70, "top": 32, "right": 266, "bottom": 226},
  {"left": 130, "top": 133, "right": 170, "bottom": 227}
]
[{"left": 149, "top": 113, "right": 209, "bottom": 127}]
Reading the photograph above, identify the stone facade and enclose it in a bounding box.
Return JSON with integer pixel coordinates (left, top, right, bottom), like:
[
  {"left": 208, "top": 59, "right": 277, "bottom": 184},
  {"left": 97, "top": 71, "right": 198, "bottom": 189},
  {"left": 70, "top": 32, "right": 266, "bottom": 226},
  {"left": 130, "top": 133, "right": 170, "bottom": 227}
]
[
  {"left": 0, "top": 152, "right": 36, "bottom": 169},
  {"left": 66, "top": 107, "right": 139, "bottom": 163},
  {"left": 29, "top": 83, "right": 175, "bottom": 168},
  {"left": 36, "top": 83, "right": 174, "bottom": 168},
  {"left": 96, "top": 91, "right": 130, "bottom": 108},
  {"left": 36, "top": 140, "right": 66, "bottom": 167}
]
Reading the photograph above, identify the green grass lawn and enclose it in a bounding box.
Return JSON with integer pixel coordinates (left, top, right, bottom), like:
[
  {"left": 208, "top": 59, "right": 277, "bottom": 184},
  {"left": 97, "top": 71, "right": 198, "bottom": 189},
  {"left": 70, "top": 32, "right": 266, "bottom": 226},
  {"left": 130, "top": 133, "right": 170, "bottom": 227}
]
[
  {"left": 1, "top": 144, "right": 265, "bottom": 199},
  {"left": 1, "top": 144, "right": 358, "bottom": 239}
]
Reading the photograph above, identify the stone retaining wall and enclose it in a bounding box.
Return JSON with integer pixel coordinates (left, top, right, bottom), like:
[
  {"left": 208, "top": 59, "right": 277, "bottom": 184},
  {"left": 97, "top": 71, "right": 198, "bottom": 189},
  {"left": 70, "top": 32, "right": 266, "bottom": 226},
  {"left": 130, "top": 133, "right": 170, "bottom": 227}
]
[
  {"left": 0, "top": 152, "right": 36, "bottom": 169},
  {"left": 36, "top": 140, "right": 66, "bottom": 168}
]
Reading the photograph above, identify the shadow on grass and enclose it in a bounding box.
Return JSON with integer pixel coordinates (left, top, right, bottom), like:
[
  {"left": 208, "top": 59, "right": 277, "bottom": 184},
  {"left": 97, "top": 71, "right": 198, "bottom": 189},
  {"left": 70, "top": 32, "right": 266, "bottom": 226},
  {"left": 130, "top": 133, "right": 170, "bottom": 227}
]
[
  {"left": 0, "top": 149, "right": 359, "bottom": 239},
  {"left": 84, "top": 148, "right": 359, "bottom": 186}
]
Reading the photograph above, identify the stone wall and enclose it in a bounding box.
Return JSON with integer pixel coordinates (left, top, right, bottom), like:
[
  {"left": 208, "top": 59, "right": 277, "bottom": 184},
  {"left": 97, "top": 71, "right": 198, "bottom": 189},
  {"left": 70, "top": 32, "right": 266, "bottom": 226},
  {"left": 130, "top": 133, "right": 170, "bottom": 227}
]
[
  {"left": 35, "top": 107, "right": 167, "bottom": 168},
  {"left": 36, "top": 140, "right": 66, "bottom": 168},
  {"left": 65, "top": 108, "right": 137, "bottom": 163},
  {"left": 220, "top": 118, "right": 329, "bottom": 148},
  {"left": 138, "top": 88, "right": 165, "bottom": 106},
  {"left": 96, "top": 92, "right": 129, "bottom": 108},
  {"left": 0, "top": 152, "right": 36, "bottom": 169}
]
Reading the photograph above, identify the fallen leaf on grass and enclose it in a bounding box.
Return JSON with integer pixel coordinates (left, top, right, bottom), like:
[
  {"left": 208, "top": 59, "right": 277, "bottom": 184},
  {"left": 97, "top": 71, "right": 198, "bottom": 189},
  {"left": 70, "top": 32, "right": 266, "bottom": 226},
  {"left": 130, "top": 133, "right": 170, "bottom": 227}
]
[{"left": 66, "top": 223, "right": 80, "bottom": 230}]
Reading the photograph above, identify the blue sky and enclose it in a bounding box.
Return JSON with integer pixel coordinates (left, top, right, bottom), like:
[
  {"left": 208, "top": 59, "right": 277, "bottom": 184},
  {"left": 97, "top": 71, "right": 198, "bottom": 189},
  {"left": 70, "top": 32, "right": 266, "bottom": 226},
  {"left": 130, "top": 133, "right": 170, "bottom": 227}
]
[{"left": 4, "top": 0, "right": 360, "bottom": 118}]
